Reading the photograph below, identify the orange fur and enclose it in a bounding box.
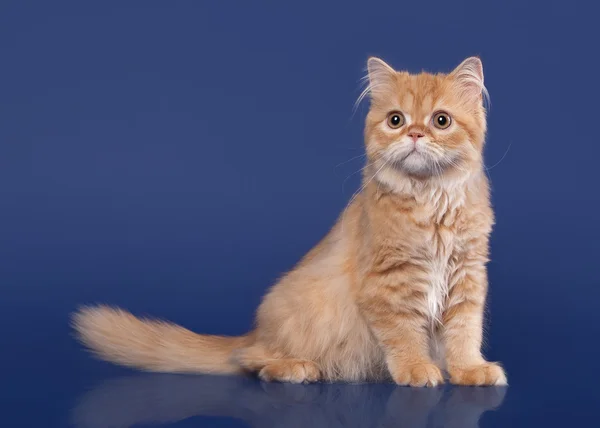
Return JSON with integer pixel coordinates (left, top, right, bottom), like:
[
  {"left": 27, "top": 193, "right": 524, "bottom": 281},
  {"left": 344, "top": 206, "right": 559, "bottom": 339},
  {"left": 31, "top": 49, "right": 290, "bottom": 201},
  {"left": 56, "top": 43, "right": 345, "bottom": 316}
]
[{"left": 73, "top": 56, "right": 506, "bottom": 386}]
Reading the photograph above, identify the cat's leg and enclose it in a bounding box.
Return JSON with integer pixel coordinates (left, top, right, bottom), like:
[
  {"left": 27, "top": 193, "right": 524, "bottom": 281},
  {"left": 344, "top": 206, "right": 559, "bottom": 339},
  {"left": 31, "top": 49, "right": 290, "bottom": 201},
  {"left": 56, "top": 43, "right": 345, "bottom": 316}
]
[
  {"left": 358, "top": 269, "right": 444, "bottom": 387},
  {"left": 443, "top": 254, "right": 507, "bottom": 386},
  {"left": 234, "top": 344, "right": 321, "bottom": 384}
]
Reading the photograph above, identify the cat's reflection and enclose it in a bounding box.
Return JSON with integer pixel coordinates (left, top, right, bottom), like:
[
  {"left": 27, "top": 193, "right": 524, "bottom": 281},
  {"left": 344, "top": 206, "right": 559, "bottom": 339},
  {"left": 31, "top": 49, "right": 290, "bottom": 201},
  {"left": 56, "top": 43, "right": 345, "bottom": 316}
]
[{"left": 72, "top": 374, "right": 506, "bottom": 428}]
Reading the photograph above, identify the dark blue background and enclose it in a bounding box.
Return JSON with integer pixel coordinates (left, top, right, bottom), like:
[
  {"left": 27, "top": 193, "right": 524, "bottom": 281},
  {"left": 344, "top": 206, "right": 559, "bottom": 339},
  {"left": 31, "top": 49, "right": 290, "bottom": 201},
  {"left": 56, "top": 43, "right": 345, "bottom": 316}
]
[{"left": 1, "top": 1, "right": 599, "bottom": 427}]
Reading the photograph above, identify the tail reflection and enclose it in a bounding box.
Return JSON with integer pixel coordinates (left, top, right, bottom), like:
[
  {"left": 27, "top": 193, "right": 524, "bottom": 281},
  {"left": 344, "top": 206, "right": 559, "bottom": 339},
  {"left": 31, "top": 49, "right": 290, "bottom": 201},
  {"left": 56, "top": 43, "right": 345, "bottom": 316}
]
[{"left": 72, "top": 374, "right": 506, "bottom": 428}]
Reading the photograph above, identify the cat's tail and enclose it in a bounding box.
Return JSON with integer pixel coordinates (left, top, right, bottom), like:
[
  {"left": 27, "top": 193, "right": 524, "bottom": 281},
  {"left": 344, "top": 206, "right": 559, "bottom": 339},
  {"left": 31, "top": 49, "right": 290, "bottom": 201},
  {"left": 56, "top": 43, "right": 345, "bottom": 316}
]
[{"left": 72, "top": 305, "right": 252, "bottom": 375}]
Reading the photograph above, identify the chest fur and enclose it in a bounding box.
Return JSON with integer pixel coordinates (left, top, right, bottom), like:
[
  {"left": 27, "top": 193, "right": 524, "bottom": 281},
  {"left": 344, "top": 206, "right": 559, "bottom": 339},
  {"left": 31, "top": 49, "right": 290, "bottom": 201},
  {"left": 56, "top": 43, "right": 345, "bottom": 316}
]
[
  {"left": 424, "top": 226, "right": 457, "bottom": 325},
  {"left": 408, "top": 198, "right": 471, "bottom": 325},
  {"left": 368, "top": 181, "right": 489, "bottom": 324}
]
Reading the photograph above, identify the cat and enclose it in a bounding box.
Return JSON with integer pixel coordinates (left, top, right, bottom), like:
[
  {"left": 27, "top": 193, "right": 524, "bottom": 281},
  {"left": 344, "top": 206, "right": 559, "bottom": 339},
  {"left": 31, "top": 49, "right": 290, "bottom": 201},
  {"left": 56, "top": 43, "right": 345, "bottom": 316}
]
[{"left": 73, "top": 56, "right": 507, "bottom": 387}]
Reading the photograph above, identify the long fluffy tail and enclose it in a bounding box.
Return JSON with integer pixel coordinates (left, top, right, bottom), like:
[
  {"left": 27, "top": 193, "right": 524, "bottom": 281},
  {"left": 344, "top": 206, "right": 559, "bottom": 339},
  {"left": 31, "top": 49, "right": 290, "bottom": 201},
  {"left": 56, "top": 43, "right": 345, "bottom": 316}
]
[{"left": 72, "top": 305, "right": 251, "bottom": 374}]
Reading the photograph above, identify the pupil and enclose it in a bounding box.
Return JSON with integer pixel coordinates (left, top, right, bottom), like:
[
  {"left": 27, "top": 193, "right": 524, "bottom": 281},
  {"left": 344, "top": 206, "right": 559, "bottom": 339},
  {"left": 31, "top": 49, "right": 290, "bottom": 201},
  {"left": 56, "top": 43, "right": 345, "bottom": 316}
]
[
  {"left": 438, "top": 116, "right": 446, "bottom": 125},
  {"left": 393, "top": 116, "right": 399, "bottom": 124}
]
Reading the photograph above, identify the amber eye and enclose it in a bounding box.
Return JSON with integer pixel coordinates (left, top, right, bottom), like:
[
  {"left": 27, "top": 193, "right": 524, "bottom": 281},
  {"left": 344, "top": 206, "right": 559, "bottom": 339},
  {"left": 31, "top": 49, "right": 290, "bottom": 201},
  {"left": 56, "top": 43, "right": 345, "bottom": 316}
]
[
  {"left": 432, "top": 111, "right": 452, "bottom": 129},
  {"left": 386, "top": 112, "right": 405, "bottom": 129}
]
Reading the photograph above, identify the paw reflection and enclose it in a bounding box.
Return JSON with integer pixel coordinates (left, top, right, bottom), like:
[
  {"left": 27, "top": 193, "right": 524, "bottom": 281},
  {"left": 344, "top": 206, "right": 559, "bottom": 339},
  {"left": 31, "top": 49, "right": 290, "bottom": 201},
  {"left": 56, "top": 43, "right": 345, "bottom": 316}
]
[{"left": 72, "top": 374, "right": 506, "bottom": 428}]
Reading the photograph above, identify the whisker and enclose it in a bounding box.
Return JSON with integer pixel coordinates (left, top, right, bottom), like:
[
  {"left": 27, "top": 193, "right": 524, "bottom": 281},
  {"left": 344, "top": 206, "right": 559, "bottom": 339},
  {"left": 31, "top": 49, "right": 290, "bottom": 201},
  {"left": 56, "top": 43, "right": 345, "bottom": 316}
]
[
  {"left": 446, "top": 157, "right": 469, "bottom": 174},
  {"left": 341, "top": 159, "right": 377, "bottom": 194},
  {"left": 485, "top": 142, "right": 512, "bottom": 171},
  {"left": 434, "top": 159, "right": 443, "bottom": 180},
  {"left": 341, "top": 157, "right": 390, "bottom": 233},
  {"left": 335, "top": 153, "right": 367, "bottom": 170},
  {"left": 427, "top": 145, "right": 445, "bottom": 157}
]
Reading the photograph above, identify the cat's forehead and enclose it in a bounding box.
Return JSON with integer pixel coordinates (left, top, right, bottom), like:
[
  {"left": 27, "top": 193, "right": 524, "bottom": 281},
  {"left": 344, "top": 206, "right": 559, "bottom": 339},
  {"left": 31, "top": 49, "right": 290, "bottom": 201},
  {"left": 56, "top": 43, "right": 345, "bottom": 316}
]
[{"left": 391, "top": 72, "right": 450, "bottom": 113}]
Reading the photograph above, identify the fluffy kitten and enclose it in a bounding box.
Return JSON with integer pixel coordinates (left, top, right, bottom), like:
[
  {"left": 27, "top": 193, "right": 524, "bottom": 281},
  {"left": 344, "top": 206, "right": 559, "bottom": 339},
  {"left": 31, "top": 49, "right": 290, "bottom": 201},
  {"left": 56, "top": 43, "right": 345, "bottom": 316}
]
[{"left": 73, "top": 56, "right": 506, "bottom": 387}]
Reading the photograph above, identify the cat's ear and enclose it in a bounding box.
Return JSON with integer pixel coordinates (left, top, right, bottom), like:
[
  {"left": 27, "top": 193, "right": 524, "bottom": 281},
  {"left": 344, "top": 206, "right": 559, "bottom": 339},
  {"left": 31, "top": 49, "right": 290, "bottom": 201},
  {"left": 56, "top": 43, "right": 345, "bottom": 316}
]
[
  {"left": 366, "top": 57, "right": 397, "bottom": 100},
  {"left": 450, "top": 57, "right": 487, "bottom": 104}
]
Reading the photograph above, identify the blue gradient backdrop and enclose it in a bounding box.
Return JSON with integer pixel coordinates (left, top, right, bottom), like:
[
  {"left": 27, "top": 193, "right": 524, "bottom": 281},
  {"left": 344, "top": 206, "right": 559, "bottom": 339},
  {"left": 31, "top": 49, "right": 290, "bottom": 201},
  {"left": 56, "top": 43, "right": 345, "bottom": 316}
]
[{"left": 1, "top": 1, "right": 599, "bottom": 427}]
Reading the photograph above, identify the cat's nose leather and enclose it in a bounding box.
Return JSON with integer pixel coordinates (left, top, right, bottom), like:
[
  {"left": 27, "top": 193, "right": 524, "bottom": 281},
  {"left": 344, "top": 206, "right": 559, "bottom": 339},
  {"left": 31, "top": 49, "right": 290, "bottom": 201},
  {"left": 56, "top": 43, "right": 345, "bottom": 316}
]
[{"left": 408, "top": 132, "right": 425, "bottom": 143}]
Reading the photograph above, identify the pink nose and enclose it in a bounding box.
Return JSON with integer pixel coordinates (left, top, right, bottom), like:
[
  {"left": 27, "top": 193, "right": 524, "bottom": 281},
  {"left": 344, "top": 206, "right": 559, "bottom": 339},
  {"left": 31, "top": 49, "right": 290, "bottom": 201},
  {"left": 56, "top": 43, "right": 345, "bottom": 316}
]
[{"left": 408, "top": 132, "right": 424, "bottom": 143}]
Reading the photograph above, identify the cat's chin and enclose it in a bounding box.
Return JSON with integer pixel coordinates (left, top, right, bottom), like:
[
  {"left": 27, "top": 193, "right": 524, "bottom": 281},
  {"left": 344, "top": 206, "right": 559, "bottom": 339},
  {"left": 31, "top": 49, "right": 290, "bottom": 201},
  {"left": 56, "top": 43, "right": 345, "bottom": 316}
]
[
  {"left": 391, "top": 154, "right": 445, "bottom": 179},
  {"left": 390, "top": 152, "right": 468, "bottom": 181}
]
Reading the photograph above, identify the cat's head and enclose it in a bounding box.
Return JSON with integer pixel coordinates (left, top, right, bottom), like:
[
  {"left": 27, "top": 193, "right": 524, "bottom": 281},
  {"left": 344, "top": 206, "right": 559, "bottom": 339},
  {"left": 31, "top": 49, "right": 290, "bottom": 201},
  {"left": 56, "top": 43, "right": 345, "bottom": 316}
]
[{"left": 363, "top": 57, "right": 487, "bottom": 182}]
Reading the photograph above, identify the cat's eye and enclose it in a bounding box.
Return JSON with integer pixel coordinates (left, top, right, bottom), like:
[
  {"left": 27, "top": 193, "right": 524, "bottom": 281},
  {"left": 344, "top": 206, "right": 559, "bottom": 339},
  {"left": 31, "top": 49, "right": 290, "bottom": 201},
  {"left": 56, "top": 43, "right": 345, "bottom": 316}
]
[
  {"left": 432, "top": 111, "right": 452, "bottom": 129},
  {"left": 386, "top": 112, "right": 405, "bottom": 129}
]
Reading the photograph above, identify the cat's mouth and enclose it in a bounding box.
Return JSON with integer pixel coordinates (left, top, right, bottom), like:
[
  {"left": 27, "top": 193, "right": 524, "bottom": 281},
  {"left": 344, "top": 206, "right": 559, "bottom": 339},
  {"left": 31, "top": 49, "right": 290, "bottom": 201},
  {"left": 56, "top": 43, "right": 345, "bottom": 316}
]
[
  {"left": 392, "top": 149, "right": 421, "bottom": 164},
  {"left": 394, "top": 150, "right": 427, "bottom": 165}
]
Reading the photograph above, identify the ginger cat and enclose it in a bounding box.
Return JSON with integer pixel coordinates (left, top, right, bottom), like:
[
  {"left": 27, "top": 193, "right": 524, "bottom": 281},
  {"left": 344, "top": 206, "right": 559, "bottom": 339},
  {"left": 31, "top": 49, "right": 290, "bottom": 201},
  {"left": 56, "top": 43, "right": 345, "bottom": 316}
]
[{"left": 73, "top": 56, "right": 507, "bottom": 387}]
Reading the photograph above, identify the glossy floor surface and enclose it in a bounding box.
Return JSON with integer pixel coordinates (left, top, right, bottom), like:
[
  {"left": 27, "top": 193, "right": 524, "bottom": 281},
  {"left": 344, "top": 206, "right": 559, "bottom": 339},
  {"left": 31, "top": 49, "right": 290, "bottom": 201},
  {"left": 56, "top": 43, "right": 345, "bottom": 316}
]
[
  {"left": 2, "top": 297, "right": 597, "bottom": 427},
  {"left": 2, "top": 1, "right": 599, "bottom": 427}
]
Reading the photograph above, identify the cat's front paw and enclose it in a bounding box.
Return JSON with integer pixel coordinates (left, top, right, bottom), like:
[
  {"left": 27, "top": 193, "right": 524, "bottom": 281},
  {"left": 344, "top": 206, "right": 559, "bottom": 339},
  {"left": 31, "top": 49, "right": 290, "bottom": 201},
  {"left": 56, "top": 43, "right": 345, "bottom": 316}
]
[
  {"left": 448, "top": 362, "right": 507, "bottom": 386},
  {"left": 392, "top": 362, "right": 444, "bottom": 387}
]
